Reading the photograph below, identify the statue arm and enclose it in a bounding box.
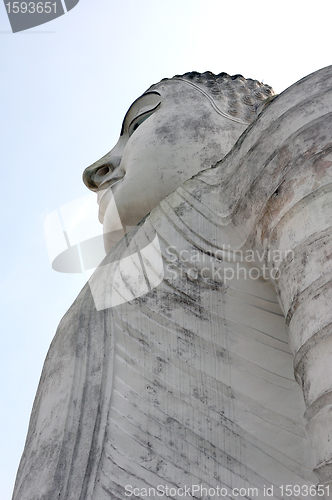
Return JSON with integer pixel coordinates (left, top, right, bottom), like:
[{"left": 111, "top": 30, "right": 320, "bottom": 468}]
[
  {"left": 243, "top": 67, "right": 332, "bottom": 489},
  {"left": 181, "top": 64, "right": 332, "bottom": 489},
  {"left": 258, "top": 132, "right": 332, "bottom": 489}
]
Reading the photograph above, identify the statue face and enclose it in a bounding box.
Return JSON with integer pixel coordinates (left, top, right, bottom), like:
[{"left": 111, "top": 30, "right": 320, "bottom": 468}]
[{"left": 83, "top": 79, "right": 248, "bottom": 252}]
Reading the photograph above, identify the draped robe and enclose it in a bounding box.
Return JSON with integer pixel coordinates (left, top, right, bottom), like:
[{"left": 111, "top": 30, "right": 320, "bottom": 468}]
[{"left": 13, "top": 65, "right": 332, "bottom": 500}]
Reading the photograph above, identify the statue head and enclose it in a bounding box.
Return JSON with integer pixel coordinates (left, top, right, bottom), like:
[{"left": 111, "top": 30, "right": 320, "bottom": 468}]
[{"left": 83, "top": 72, "right": 274, "bottom": 252}]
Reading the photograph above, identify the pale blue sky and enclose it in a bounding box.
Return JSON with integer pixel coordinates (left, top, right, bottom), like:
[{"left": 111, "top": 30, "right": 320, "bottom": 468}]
[{"left": 1, "top": 0, "right": 332, "bottom": 497}]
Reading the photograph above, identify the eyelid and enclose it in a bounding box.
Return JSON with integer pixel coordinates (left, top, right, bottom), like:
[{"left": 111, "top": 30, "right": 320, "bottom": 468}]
[
  {"left": 121, "top": 91, "right": 161, "bottom": 136},
  {"left": 128, "top": 102, "right": 161, "bottom": 136}
]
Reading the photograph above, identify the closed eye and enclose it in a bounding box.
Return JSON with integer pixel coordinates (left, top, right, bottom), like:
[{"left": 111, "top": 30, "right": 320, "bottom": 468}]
[{"left": 128, "top": 102, "right": 160, "bottom": 137}]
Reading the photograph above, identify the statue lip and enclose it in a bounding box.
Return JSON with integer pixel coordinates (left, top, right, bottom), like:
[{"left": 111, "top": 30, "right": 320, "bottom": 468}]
[
  {"left": 97, "top": 175, "right": 124, "bottom": 205},
  {"left": 97, "top": 176, "right": 124, "bottom": 222}
]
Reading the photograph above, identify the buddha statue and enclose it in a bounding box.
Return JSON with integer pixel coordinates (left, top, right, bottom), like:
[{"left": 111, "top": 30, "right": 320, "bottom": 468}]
[{"left": 12, "top": 67, "right": 332, "bottom": 500}]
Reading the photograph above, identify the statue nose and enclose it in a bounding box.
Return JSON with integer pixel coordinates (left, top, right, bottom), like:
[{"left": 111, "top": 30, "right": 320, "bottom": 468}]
[{"left": 83, "top": 155, "right": 122, "bottom": 191}]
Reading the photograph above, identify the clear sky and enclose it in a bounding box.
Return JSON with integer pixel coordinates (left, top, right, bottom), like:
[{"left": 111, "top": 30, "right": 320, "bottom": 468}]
[{"left": 1, "top": 0, "right": 332, "bottom": 497}]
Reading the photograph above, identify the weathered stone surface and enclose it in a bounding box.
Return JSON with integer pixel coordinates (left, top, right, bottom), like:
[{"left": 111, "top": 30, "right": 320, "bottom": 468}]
[{"left": 12, "top": 67, "right": 332, "bottom": 499}]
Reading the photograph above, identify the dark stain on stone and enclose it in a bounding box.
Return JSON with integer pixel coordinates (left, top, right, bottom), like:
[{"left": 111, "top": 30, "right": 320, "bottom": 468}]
[
  {"left": 174, "top": 202, "right": 188, "bottom": 217},
  {"left": 155, "top": 124, "right": 177, "bottom": 144}
]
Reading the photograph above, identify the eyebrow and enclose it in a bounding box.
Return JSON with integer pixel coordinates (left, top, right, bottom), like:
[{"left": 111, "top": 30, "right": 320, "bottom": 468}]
[{"left": 120, "top": 91, "right": 161, "bottom": 136}]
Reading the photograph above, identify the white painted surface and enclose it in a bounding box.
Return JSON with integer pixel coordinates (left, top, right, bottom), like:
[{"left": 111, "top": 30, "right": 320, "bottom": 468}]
[{"left": 13, "top": 67, "right": 332, "bottom": 499}]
